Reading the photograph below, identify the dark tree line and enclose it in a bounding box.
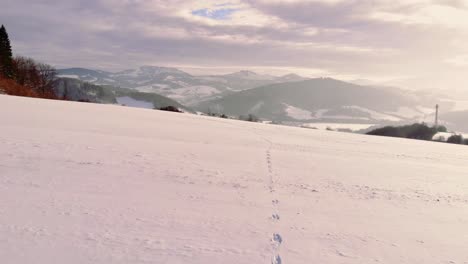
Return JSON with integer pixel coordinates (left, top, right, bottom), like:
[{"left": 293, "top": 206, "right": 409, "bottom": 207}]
[
  {"left": 0, "top": 24, "right": 57, "bottom": 98},
  {"left": 367, "top": 123, "right": 445, "bottom": 141},
  {"left": 367, "top": 123, "right": 468, "bottom": 146}
]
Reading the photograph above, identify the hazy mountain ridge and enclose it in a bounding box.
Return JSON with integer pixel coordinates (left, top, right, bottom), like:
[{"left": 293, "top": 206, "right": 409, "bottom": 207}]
[
  {"left": 440, "top": 110, "right": 468, "bottom": 133},
  {"left": 57, "top": 66, "right": 309, "bottom": 105},
  {"left": 58, "top": 67, "right": 467, "bottom": 130},
  {"left": 53, "top": 76, "right": 468, "bottom": 132},
  {"left": 195, "top": 78, "right": 437, "bottom": 123},
  {"left": 54, "top": 78, "right": 189, "bottom": 111}
]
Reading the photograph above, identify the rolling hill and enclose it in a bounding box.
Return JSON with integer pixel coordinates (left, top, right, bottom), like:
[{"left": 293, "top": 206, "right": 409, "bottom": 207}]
[
  {"left": 1, "top": 94, "right": 468, "bottom": 263},
  {"left": 195, "top": 78, "right": 436, "bottom": 123},
  {"left": 54, "top": 78, "right": 188, "bottom": 111}
]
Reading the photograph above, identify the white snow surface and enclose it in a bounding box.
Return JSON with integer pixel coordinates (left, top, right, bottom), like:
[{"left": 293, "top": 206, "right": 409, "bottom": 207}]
[
  {"left": 313, "top": 109, "right": 330, "bottom": 119},
  {"left": 134, "top": 85, "right": 221, "bottom": 105},
  {"left": 283, "top": 104, "right": 312, "bottom": 120},
  {"left": 1, "top": 94, "right": 468, "bottom": 264},
  {"left": 57, "top": 74, "right": 80, "bottom": 79},
  {"left": 302, "top": 123, "right": 376, "bottom": 131},
  {"left": 134, "top": 84, "right": 170, "bottom": 93},
  {"left": 170, "top": 85, "right": 221, "bottom": 97},
  {"left": 116, "top": 96, "right": 154, "bottom": 109}
]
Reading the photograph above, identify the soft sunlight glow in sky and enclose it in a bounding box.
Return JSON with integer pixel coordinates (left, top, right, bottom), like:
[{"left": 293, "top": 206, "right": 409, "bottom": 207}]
[{"left": 2, "top": 0, "right": 468, "bottom": 91}]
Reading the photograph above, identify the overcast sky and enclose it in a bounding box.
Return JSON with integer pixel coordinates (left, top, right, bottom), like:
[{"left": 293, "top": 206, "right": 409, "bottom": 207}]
[{"left": 2, "top": 0, "right": 468, "bottom": 91}]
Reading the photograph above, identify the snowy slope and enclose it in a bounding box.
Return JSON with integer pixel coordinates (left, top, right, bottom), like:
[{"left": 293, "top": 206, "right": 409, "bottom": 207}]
[
  {"left": 1, "top": 94, "right": 468, "bottom": 264},
  {"left": 196, "top": 78, "right": 434, "bottom": 124}
]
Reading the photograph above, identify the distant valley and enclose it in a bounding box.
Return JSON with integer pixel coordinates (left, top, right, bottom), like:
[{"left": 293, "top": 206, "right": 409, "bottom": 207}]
[
  {"left": 57, "top": 66, "right": 307, "bottom": 106},
  {"left": 53, "top": 78, "right": 189, "bottom": 112},
  {"left": 57, "top": 66, "right": 467, "bottom": 132}
]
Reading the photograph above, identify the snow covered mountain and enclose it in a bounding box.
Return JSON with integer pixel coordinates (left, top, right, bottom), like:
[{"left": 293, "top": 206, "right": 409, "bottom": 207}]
[
  {"left": 53, "top": 78, "right": 188, "bottom": 111},
  {"left": 2, "top": 94, "right": 468, "bottom": 263},
  {"left": 56, "top": 69, "right": 441, "bottom": 126},
  {"left": 57, "top": 66, "right": 309, "bottom": 105},
  {"left": 195, "top": 78, "right": 437, "bottom": 124}
]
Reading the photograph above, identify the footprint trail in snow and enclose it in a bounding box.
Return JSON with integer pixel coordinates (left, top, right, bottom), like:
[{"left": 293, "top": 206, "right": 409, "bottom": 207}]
[{"left": 264, "top": 137, "right": 283, "bottom": 264}]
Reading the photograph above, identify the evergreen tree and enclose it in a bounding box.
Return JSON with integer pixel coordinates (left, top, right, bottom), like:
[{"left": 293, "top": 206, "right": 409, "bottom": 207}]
[{"left": 0, "top": 25, "right": 14, "bottom": 78}]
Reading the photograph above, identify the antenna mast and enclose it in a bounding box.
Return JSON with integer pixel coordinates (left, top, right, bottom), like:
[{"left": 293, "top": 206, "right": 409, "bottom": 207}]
[{"left": 435, "top": 104, "right": 439, "bottom": 128}]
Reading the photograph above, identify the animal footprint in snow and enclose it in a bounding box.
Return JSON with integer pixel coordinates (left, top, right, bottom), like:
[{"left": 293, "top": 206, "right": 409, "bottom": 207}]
[
  {"left": 271, "top": 255, "right": 282, "bottom": 264},
  {"left": 273, "top": 233, "right": 283, "bottom": 245},
  {"left": 271, "top": 214, "right": 280, "bottom": 221},
  {"left": 272, "top": 199, "right": 279, "bottom": 205}
]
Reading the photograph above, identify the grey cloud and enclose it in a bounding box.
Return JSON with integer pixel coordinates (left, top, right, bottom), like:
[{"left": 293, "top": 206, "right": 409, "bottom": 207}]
[{"left": 1, "top": 0, "right": 467, "bottom": 90}]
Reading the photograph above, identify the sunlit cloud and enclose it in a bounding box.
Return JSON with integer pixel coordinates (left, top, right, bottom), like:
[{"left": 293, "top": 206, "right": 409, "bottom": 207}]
[{"left": 368, "top": 3, "right": 468, "bottom": 28}]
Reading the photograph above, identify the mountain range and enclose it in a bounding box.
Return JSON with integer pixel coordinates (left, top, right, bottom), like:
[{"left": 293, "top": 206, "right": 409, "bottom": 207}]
[
  {"left": 57, "top": 66, "right": 468, "bottom": 131},
  {"left": 53, "top": 78, "right": 188, "bottom": 111},
  {"left": 195, "top": 78, "right": 438, "bottom": 124},
  {"left": 57, "top": 66, "right": 308, "bottom": 105}
]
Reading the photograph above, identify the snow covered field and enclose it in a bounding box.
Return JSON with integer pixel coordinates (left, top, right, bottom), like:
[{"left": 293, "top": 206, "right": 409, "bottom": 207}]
[
  {"left": 301, "top": 122, "right": 376, "bottom": 131},
  {"left": 116, "top": 96, "right": 154, "bottom": 109},
  {"left": 1, "top": 94, "right": 468, "bottom": 264}
]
